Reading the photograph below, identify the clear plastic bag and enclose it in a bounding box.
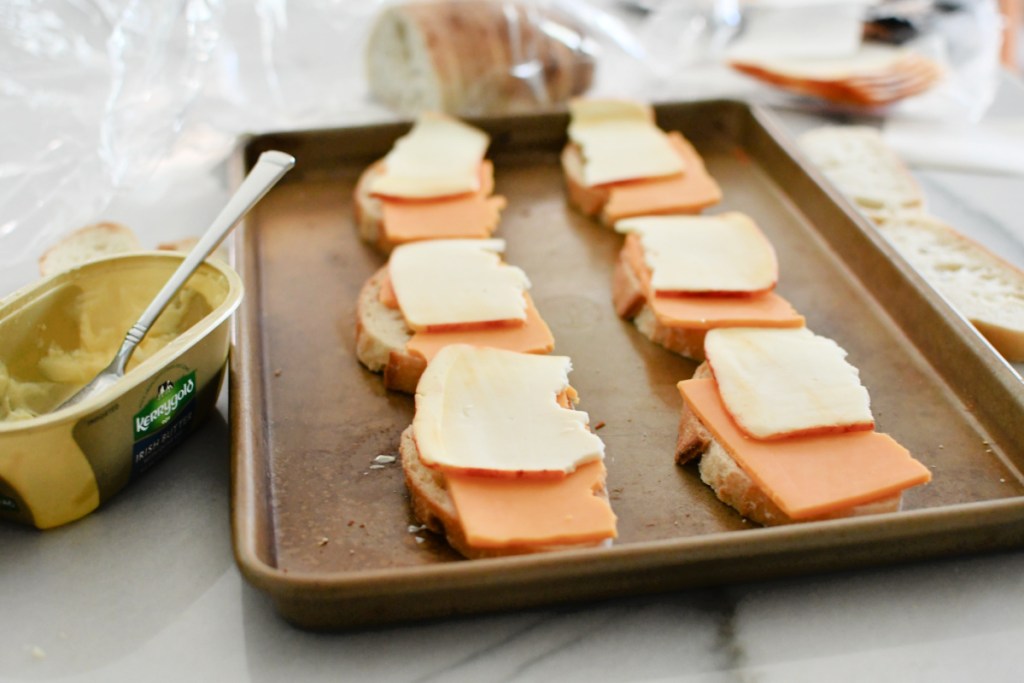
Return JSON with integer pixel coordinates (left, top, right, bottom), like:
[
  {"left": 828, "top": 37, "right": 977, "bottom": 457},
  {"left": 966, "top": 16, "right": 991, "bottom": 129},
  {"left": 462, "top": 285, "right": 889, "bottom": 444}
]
[
  {"left": 0, "top": 0, "right": 222, "bottom": 267},
  {"left": 0, "top": 0, "right": 1004, "bottom": 271}
]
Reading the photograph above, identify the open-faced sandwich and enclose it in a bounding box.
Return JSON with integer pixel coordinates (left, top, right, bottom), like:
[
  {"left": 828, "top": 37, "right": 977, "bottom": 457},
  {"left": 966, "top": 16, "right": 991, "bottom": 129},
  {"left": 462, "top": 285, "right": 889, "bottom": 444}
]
[
  {"left": 613, "top": 212, "right": 804, "bottom": 361},
  {"left": 676, "top": 326, "right": 931, "bottom": 526},
  {"left": 561, "top": 99, "right": 721, "bottom": 227},
  {"left": 355, "top": 238, "right": 555, "bottom": 393},
  {"left": 354, "top": 112, "right": 507, "bottom": 253},
  {"left": 403, "top": 344, "right": 618, "bottom": 558}
]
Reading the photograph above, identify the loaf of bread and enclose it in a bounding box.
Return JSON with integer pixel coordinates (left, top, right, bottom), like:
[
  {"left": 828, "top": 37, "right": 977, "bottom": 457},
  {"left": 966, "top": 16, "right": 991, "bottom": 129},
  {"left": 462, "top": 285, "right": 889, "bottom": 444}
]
[{"left": 365, "top": 0, "right": 596, "bottom": 115}]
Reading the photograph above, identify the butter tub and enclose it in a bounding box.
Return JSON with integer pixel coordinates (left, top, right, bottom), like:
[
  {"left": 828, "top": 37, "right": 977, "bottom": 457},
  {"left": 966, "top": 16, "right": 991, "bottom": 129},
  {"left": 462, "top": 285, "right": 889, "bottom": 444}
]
[{"left": 0, "top": 253, "right": 243, "bottom": 529}]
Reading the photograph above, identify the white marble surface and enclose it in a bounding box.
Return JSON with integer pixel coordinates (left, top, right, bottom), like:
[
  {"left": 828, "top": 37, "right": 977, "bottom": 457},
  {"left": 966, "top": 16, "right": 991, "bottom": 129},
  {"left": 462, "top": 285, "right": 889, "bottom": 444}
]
[{"left": 3, "top": 3, "right": 1024, "bottom": 681}]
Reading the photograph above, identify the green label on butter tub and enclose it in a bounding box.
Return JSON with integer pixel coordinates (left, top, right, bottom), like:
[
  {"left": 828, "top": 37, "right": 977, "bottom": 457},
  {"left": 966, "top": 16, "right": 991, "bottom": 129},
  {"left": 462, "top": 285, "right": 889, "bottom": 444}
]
[{"left": 131, "top": 372, "right": 196, "bottom": 476}]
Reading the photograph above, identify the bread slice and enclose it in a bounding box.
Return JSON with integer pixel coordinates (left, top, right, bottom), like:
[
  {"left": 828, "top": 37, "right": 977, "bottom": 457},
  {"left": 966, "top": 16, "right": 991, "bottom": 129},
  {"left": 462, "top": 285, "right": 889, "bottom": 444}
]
[
  {"left": 401, "top": 425, "right": 611, "bottom": 558},
  {"left": 797, "top": 125, "right": 925, "bottom": 212},
  {"left": 872, "top": 212, "right": 1024, "bottom": 361},
  {"left": 38, "top": 222, "right": 142, "bottom": 277},
  {"left": 355, "top": 267, "right": 426, "bottom": 394},
  {"left": 675, "top": 365, "right": 901, "bottom": 526}
]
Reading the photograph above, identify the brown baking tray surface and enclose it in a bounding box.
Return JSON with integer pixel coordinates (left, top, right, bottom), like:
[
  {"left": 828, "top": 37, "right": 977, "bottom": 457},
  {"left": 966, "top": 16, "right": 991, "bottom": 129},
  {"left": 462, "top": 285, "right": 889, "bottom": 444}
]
[{"left": 229, "top": 100, "right": 1024, "bottom": 630}]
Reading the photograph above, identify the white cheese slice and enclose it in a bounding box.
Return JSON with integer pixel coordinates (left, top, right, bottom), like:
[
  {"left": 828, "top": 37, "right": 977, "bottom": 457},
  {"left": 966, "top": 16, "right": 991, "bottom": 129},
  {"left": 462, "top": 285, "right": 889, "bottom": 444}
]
[
  {"left": 568, "top": 99, "right": 684, "bottom": 187},
  {"left": 370, "top": 113, "right": 489, "bottom": 199},
  {"left": 388, "top": 239, "right": 530, "bottom": 331},
  {"left": 705, "top": 327, "right": 874, "bottom": 439},
  {"left": 616, "top": 213, "right": 778, "bottom": 294},
  {"left": 569, "top": 98, "right": 655, "bottom": 123},
  {"left": 413, "top": 345, "right": 605, "bottom": 475}
]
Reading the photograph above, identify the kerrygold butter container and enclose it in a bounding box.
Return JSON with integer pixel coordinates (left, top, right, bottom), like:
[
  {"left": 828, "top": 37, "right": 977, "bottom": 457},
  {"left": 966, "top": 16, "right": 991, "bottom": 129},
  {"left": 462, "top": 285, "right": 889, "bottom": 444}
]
[{"left": 0, "top": 253, "right": 243, "bottom": 529}]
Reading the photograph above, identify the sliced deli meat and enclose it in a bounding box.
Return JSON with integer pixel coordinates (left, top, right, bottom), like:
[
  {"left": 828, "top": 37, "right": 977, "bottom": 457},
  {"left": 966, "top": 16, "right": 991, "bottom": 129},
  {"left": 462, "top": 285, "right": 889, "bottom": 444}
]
[
  {"left": 705, "top": 327, "right": 874, "bottom": 439},
  {"left": 616, "top": 212, "right": 778, "bottom": 295},
  {"left": 370, "top": 112, "right": 490, "bottom": 198},
  {"left": 388, "top": 239, "right": 530, "bottom": 332},
  {"left": 413, "top": 345, "right": 605, "bottom": 477}
]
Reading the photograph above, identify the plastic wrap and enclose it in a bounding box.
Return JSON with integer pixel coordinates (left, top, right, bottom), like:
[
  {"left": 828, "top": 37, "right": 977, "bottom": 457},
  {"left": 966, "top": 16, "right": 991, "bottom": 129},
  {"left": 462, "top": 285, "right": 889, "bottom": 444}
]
[
  {"left": 0, "top": 0, "right": 222, "bottom": 267},
  {"left": 0, "top": 0, "right": 1005, "bottom": 272}
]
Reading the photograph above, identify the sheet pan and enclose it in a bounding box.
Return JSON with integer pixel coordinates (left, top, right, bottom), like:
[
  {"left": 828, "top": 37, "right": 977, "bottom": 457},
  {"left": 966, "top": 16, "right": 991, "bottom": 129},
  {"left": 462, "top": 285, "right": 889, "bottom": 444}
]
[{"left": 229, "top": 100, "right": 1024, "bottom": 630}]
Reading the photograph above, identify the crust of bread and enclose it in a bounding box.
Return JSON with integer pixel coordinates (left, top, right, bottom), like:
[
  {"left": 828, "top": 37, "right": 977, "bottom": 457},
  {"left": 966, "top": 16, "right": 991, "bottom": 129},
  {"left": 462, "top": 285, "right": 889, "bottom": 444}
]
[
  {"left": 38, "top": 222, "right": 142, "bottom": 277},
  {"left": 613, "top": 251, "right": 708, "bottom": 361},
  {"left": 400, "top": 426, "right": 609, "bottom": 559},
  {"left": 676, "top": 363, "right": 902, "bottom": 526},
  {"left": 366, "top": 1, "right": 595, "bottom": 116},
  {"left": 355, "top": 267, "right": 429, "bottom": 393},
  {"left": 353, "top": 160, "right": 390, "bottom": 253}
]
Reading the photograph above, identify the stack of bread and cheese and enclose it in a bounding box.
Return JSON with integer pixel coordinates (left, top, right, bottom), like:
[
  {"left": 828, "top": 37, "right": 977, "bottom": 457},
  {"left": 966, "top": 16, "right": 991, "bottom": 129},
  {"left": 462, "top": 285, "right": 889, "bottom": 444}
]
[
  {"left": 354, "top": 113, "right": 618, "bottom": 558},
  {"left": 561, "top": 99, "right": 931, "bottom": 527}
]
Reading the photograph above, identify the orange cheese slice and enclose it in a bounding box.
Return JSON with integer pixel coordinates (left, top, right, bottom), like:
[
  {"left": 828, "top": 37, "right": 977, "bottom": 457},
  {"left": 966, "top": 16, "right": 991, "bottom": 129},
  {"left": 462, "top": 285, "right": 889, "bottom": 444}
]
[
  {"left": 407, "top": 294, "right": 554, "bottom": 362},
  {"left": 622, "top": 233, "right": 804, "bottom": 330},
  {"left": 602, "top": 133, "right": 722, "bottom": 222},
  {"left": 380, "top": 161, "right": 506, "bottom": 244},
  {"left": 679, "top": 378, "right": 931, "bottom": 520},
  {"left": 650, "top": 294, "right": 804, "bottom": 330},
  {"left": 445, "top": 460, "right": 617, "bottom": 549}
]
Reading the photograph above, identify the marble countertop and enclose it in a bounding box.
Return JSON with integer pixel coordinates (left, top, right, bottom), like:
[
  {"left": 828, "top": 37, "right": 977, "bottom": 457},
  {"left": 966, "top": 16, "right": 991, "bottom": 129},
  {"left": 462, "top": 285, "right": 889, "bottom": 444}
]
[{"left": 3, "top": 4, "right": 1024, "bottom": 680}]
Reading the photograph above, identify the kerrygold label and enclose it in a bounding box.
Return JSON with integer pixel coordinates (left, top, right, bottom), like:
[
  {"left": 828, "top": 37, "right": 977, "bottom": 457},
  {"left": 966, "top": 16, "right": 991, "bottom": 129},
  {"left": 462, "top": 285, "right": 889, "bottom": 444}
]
[{"left": 131, "top": 371, "right": 197, "bottom": 477}]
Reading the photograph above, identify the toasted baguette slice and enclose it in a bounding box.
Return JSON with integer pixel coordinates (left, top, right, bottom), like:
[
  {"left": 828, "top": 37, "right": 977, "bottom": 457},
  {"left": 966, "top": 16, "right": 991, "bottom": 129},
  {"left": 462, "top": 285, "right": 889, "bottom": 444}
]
[
  {"left": 38, "top": 222, "right": 141, "bottom": 277},
  {"left": 400, "top": 426, "right": 610, "bottom": 559},
  {"left": 355, "top": 267, "right": 426, "bottom": 394},
  {"left": 674, "top": 365, "right": 901, "bottom": 526},
  {"left": 872, "top": 212, "right": 1024, "bottom": 361}
]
